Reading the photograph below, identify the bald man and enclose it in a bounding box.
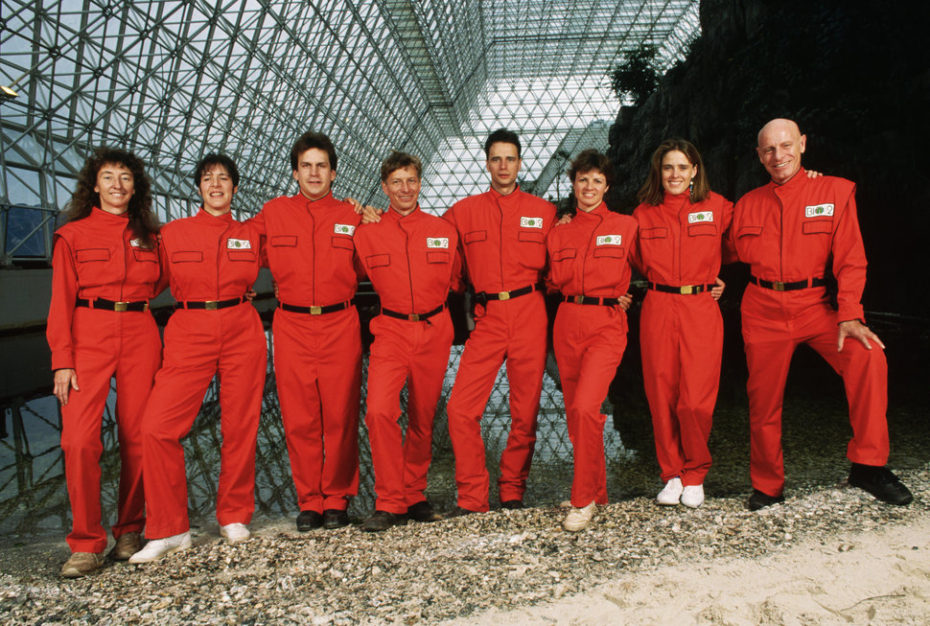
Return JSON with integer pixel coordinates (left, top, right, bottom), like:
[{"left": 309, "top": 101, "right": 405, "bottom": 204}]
[{"left": 729, "top": 118, "right": 911, "bottom": 510}]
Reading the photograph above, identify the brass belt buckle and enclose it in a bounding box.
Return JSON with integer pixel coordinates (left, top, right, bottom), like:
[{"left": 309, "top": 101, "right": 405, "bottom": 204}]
[
  {"left": 409, "top": 313, "right": 420, "bottom": 322},
  {"left": 573, "top": 295, "right": 584, "bottom": 304},
  {"left": 773, "top": 281, "right": 786, "bottom": 291},
  {"left": 498, "top": 291, "right": 510, "bottom": 301},
  {"left": 205, "top": 300, "right": 219, "bottom": 310},
  {"left": 679, "top": 286, "right": 693, "bottom": 295},
  {"left": 309, "top": 305, "right": 322, "bottom": 315},
  {"left": 114, "top": 301, "right": 129, "bottom": 312}
]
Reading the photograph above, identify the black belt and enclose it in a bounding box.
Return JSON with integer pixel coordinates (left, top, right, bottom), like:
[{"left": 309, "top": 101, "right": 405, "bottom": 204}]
[
  {"left": 750, "top": 276, "right": 826, "bottom": 292},
  {"left": 474, "top": 284, "right": 540, "bottom": 306},
  {"left": 279, "top": 299, "right": 355, "bottom": 315},
  {"left": 648, "top": 282, "right": 715, "bottom": 295},
  {"left": 177, "top": 297, "right": 245, "bottom": 310},
  {"left": 560, "top": 295, "right": 621, "bottom": 306},
  {"left": 76, "top": 297, "right": 149, "bottom": 312},
  {"left": 381, "top": 304, "right": 446, "bottom": 322}
]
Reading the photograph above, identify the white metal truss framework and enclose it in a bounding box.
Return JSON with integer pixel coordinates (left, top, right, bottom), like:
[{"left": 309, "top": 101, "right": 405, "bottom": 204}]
[{"left": 0, "top": 0, "right": 700, "bottom": 264}]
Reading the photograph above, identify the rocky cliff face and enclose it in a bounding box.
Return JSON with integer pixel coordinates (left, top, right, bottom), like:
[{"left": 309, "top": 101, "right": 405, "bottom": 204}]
[{"left": 606, "top": 0, "right": 930, "bottom": 317}]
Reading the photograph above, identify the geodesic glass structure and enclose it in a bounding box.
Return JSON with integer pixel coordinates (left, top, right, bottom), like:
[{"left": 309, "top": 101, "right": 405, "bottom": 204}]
[{"left": 1, "top": 0, "right": 700, "bottom": 265}]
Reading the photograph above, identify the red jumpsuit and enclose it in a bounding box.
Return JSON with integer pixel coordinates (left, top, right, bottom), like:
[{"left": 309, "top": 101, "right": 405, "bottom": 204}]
[
  {"left": 546, "top": 203, "right": 638, "bottom": 507},
  {"left": 633, "top": 191, "right": 733, "bottom": 487},
  {"left": 141, "top": 209, "right": 265, "bottom": 539},
  {"left": 730, "top": 169, "right": 888, "bottom": 497},
  {"left": 443, "top": 187, "right": 556, "bottom": 511},
  {"left": 250, "top": 192, "right": 362, "bottom": 513},
  {"left": 354, "top": 207, "right": 462, "bottom": 514},
  {"left": 47, "top": 207, "right": 163, "bottom": 554}
]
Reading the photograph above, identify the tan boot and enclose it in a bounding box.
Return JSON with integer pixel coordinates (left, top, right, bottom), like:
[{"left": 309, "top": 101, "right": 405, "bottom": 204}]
[
  {"left": 60, "top": 552, "right": 105, "bottom": 578},
  {"left": 109, "top": 531, "right": 143, "bottom": 561}
]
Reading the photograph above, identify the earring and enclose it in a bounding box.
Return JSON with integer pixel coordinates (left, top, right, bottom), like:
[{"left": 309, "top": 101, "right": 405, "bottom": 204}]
[{"left": 688, "top": 180, "right": 694, "bottom": 198}]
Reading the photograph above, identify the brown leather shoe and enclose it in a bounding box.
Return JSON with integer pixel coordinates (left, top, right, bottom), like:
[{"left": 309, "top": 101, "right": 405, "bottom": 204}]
[
  {"left": 60, "top": 552, "right": 105, "bottom": 578},
  {"left": 109, "top": 531, "right": 143, "bottom": 561}
]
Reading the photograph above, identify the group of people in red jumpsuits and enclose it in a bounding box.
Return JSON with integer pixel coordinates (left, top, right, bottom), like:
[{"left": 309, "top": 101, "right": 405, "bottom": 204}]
[{"left": 47, "top": 119, "right": 912, "bottom": 578}]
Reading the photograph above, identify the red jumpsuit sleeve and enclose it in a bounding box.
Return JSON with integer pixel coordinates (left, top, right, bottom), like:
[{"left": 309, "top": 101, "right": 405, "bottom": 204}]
[
  {"left": 719, "top": 197, "right": 738, "bottom": 265},
  {"left": 153, "top": 234, "right": 170, "bottom": 296},
  {"left": 443, "top": 207, "right": 469, "bottom": 287},
  {"left": 449, "top": 241, "right": 464, "bottom": 294},
  {"left": 47, "top": 236, "right": 79, "bottom": 371},
  {"left": 246, "top": 212, "right": 270, "bottom": 268},
  {"left": 831, "top": 184, "right": 867, "bottom": 322}
]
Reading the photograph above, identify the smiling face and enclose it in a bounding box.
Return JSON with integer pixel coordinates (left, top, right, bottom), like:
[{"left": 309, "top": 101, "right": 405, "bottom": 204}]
[
  {"left": 94, "top": 163, "right": 134, "bottom": 214},
  {"left": 756, "top": 119, "right": 806, "bottom": 185},
  {"left": 381, "top": 165, "right": 421, "bottom": 215},
  {"left": 573, "top": 168, "right": 609, "bottom": 213},
  {"left": 660, "top": 150, "right": 697, "bottom": 196},
  {"left": 199, "top": 164, "right": 237, "bottom": 215},
  {"left": 293, "top": 147, "right": 336, "bottom": 200},
  {"left": 486, "top": 141, "right": 522, "bottom": 194}
]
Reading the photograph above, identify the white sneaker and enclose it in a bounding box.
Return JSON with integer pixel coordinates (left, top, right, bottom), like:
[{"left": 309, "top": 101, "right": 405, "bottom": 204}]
[
  {"left": 220, "top": 523, "right": 250, "bottom": 544},
  {"left": 128, "top": 531, "right": 192, "bottom": 564},
  {"left": 562, "top": 501, "right": 596, "bottom": 532},
  {"left": 656, "top": 477, "right": 683, "bottom": 505},
  {"left": 680, "top": 484, "right": 705, "bottom": 508}
]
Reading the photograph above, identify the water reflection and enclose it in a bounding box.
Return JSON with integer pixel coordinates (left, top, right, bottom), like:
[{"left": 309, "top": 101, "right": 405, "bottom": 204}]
[{"left": 2, "top": 317, "right": 928, "bottom": 538}]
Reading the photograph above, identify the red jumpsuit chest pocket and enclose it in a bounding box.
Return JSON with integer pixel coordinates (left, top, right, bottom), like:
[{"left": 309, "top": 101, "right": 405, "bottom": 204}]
[
  {"left": 737, "top": 225, "right": 763, "bottom": 238},
  {"left": 427, "top": 251, "right": 450, "bottom": 264},
  {"left": 518, "top": 231, "right": 545, "bottom": 244},
  {"left": 366, "top": 254, "right": 391, "bottom": 269},
  {"left": 802, "top": 219, "right": 833, "bottom": 235},
  {"left": 131, "top": 248, "right": 158, "bottom": 263},
  {"left": 593, "top": 246, "right": 625, "bottom": 259},
  {"left": 640, "top": 227, "right": 668, "bottom": 240},
  {"left": 331, "top": 236, "right": 354, "bottom": 250},
  {"left": 464, "top": 230, "right": 487, "bottom": 244},
  {"left": 687, "top": 223, "right": 717, "bottom": 237},
  {"left": 270, "top": 235, "right": 297, "bottom": 247},
  {"left": 172, "top": 250, "right": 203, "bottom": 263},
  {"left": 76, "top": 248, "right": 110, "bottom": 263},
  {"left": 551, "top": 248, "right": 577, "bottom": 262},
  {"left": 227, "top": 250, "right": 257, "bottom": 262}
]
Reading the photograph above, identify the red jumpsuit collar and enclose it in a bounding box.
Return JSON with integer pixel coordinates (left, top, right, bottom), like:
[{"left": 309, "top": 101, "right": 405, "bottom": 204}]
[
  {"left": 195, "top": 207, "right": 234, "bottom": 223},
  {"left": 576, "top": 201, "right": 609, "bottom": 217},
  {"left": 662, "top": 191, "right": 691, "bottom": 209},
  {"left": 769, "top": 167, "right": 808, "bottom": 190},
  {"left": 385, "top": 205, "right": 421, "bottom": 222},
  {"left": 295, "top": 191, "right": 336, "bottom": 205},
  {"left": 91, "top": 206, "right": 129, "bottom": 222},
  {"left": 487, "top": 185, "right": 521, "bottom": 200}
]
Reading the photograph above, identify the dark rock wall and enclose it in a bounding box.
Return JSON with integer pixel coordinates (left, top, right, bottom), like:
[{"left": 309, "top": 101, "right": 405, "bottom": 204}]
[{"left": 606, "top": 0, "right": 930, "bottom": 317}]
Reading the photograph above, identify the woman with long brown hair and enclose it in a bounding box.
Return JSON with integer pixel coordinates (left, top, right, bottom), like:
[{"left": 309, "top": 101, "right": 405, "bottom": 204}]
[{"left": 47, "top": 147, "right": 164, "bottom": 577}]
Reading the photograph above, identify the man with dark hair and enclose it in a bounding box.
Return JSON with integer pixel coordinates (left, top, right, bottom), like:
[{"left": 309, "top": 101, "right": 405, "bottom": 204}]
[
  {"left": 443, "top": 129, "right": 556, "bottom": 515},
  {"left": 250, "top": 131, "right": 362, "bottom": 532},
  {"left": 731, "top": 118, "right": 912, "bottom": 511},
  {"left": 354, "top": 151, "right": 461, "bottom": 531}
]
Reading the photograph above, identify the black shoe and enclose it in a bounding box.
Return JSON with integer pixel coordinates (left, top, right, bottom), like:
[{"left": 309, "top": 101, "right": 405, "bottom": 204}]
[
  {"left": 748, "top": 489, "right": 785, "bottom": 511},
  {"left": 322, "top": 509, "right": 349, "bottom": 529},
  {"left": 361, "top": 511, "right": 408, "bottom": 532},
  {"left": 296, "top": 510, "right": 323, "bottom": 532},
  {"left": 407, "top": 500, "right": 442, "bottom": 523},
  {"left": 848, "top": 464, "right": 913, "bottom": 505},
  {"left": 500, "top": 499, "right": 524, "bottom": 510},
  {"left": 445, "top": 506, "right": 479, "bottom": 519}
]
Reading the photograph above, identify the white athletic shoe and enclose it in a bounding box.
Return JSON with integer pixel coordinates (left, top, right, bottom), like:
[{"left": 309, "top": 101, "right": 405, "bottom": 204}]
[
  {"left": 220, "top": 523, "right": 250, "bottom": 544},
  {"left": 656, "top": 477, "right": 683, "bottom": 505},
  {"left": 680, "top": 484, "right": 705, "bottom": 508},
  {"left": 562, "top": 501, "right": 596, "bottom": 532},
  {"left": 128, "top": 531, "right": 192, "bottom": 564}
]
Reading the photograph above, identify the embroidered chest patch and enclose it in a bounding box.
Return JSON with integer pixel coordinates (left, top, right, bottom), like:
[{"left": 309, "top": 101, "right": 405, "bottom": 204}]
[
  {"left": 596, "top": 235, "right": 622, "bottom": 246},
  {"left": 688, "top": 211, "right": 714, "bottom": 224},
  {"left": 426, "top": 237, "right": 449, "bottom": 249},
  {"left": 227, "top": 238, "right": 252, "bottom": 249},
  {"left": 805, "top": 204, "right": 834, "bottom": 218},
  {"left": 334, "top": 223, "right": 356, "bottom": 235},
  {"left": 520, "top": 217, "right": 543, "bottom": 228}
]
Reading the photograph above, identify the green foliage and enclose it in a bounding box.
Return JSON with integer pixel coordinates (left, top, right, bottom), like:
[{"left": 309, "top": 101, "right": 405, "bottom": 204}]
[{"left": 609, "top": 44, "right": 659, "bottom": 106}]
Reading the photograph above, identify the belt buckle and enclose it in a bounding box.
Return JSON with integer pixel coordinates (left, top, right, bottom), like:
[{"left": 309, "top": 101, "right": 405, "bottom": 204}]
[
  {"left": 409, "top": 313, "right": 420, "bottom": 322},
  {"left": 114, "top": 301, "right": 129, "bottom": 312},
  {"left": 679, "top": 286, "right": 695, "bottom": 295},
  {"left": 497, "top": 291, "right": 510, "bottom": 301},
  {"left": 773, "top": 281, "right": 786, "bottom": 291},
  {"left": 573, "top": 295, "right": 584, "bottom": 304},
  {"left": 309, "top": 305, "right": 322, "bottom": 315},
  {"left": 205, "top": 300, "right": 219, "bottom": 310}
]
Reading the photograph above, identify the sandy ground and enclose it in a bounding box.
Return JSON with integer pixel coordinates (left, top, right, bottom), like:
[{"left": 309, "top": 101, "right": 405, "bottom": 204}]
[{"left": 452, "top": 517, "right": 930, "bottom": 625}]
